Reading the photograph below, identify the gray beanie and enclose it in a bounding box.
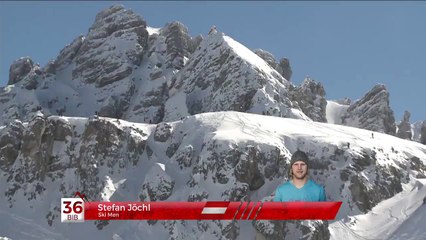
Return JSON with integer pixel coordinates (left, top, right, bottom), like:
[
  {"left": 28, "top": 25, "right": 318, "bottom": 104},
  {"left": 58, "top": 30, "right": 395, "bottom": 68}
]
[
  {"left": 289, "top": 150, "right": 309, "bottom": 177},
  {"left": 290, "top": 150, "right": 309, "bottom": 166}
]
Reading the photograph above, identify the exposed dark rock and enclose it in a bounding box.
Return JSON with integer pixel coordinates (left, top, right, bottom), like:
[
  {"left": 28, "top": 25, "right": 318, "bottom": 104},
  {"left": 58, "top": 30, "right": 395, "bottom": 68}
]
[
  {"left": 0, "top": 120, "right": 24, "bottom": 171},
  {"left": 276, "top": 57, "right": 292, "bottom": 81},
  {"left": 396, "top": 111, "right": 412, "bottom": 140},
  {"left": 160, "top": 21, "right": 193, "bottom": 70},
  {"left": 290, "top": 77, "right": 327, "bottom": 122},
  {"left": 50, "top": 118, "right": 73, "bottom": 141},
  {"left": 421, "top": 121, "right": 426, "bottom": 145},
  {"left": 73, "top": 5, "right": 148, "bottom": 87},
  {"left": 254, "top": 220, "right": 286, "bottom": 240},
  {"left": 174, "top": 145, "right": 194, "bottom": 168},
  {"left": 234, "top": 145, "right": 265, "bottom": 191},
  {"left": 139, "top": 165, "right": 174, "bottom": 201},
  {"left": 189, "top": 34, "right": 203, "bottom": 53},
  {"left": 349, "top": 164, "right": 403, "bottom": 213},
  {"left": 254, "top": 50, "right": 292, "bottom": 81},
  {"left": 99, "top": 82, "right": 135, "bottom": 118},
  {"left": 342, "top": 84, "right": 396, "bottom": 135},
  {"left": 254, "top": 49, "right": 277, "bottom": 69},
  {"left": 154, "top": 123, "right": 173, "bottom": 142},
  {"left": 99, "top": 95, "right": 130, "bottom": 119},
  {"left": 8, "top": 57, "right": 34, "bottom": 85},
  {"left": 43, "top": 60, "right": 57, "bottom": 75},
  {"left": 55, "top": 35, "right": 84, "bottom": 69}
]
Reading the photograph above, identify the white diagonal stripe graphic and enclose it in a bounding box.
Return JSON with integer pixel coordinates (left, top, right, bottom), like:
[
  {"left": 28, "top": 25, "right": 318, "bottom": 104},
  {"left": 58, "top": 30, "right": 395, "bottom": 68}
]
[{"left": 201, "top": 207, "right": 227, "bottom": 214}]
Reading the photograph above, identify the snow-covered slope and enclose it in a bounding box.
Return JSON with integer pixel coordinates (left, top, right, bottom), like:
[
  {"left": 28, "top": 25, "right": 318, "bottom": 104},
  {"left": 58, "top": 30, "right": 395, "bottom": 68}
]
[
  {"left": 329, "top": 179, "right": 426, "bottom": 240},
  {"left": 326, "top": 100, "right": 350, "bottom": 124},
  {"left": 0, "top": 111, "right": 425, "bottom": 240}
]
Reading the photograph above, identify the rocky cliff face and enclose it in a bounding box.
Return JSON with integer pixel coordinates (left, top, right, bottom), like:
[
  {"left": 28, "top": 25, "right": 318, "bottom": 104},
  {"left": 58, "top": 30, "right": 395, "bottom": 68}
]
[
  {"left": 289, "top": 77, "right": 327, "bottom": 122},
  {"left": 254, "top": 49, "right": 292, "bottom": 81},
  {"left": 163, "top": 32, "right": 305, "bottom": 121},
  {"left": 8, "top": 57, "right": 35, "bottom": 85},
  {"left": 73, "top": 5, "right": 148, "bottom": 87},
  {"left": 8, "top": 57, "right": 43, "bottom": 90},
  {"left": 160, "top": 21, "right": 201, "bottom": 70},
  {"left": 341, "top": 84, "right": 396, "bottom": 135},
  {"left": 421, "top": 121, "right": 426, "bottom": 145},
  {"left": 396, "top": 111, "right": 412, "bottom": 140}
]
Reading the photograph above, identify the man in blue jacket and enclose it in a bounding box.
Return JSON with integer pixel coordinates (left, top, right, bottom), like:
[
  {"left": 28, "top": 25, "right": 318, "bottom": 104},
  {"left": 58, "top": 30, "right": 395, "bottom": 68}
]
[{"left": 274, "top": 150, "right": 326, "bottom": 202}]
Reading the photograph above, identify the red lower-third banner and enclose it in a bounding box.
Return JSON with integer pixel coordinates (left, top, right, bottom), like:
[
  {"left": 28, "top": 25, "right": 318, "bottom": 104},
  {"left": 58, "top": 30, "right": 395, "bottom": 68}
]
[{"left": 83, "top": 201, "right": 342, "bottom": 220}]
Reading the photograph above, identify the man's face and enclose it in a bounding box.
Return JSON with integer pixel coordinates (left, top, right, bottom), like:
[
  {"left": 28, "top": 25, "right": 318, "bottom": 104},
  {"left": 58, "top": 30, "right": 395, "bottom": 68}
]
[{"left": 291, "top": 160, "right": 308, "bottom": 180}]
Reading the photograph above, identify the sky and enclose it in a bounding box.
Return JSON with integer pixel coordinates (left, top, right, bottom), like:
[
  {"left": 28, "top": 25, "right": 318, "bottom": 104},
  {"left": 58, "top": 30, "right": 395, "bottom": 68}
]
[{"left": 1, "top": 1, "right": 425, "bottom": 122}]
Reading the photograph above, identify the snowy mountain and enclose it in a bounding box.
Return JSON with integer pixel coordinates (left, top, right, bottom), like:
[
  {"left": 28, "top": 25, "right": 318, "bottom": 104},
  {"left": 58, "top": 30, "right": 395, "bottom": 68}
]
[
  {"left": 0, "top": 112, "right": 425, "bottom": 240},
  {"left": 0, "top": 4, "right": 309, "bottom": 128},
  {"left": 1, "top": 4, "right": 426, "bottom": 240}
]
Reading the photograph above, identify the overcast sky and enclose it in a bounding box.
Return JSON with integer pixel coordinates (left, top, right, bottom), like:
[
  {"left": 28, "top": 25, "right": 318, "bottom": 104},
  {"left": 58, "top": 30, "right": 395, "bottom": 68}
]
[{"left": 1, "top": 1, "right": 425, "bottom": 122}]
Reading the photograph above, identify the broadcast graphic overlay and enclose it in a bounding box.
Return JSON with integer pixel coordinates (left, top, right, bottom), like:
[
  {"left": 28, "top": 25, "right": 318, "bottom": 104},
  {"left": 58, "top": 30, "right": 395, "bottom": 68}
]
[{"left": 61, "top": 192, "right": 342, "bottom": 223}]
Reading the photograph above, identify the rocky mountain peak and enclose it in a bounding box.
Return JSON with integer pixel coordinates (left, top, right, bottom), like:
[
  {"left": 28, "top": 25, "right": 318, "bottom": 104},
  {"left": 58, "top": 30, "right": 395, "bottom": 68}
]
[
  {"left": 8, "top": 57, "right": 44, "bottom": 90},
  {"left": 93, "top": 5, "right": 125, "bottom": 24},
  {"left": 73, "top": 5, "right": 148, "bottom": 87},
  {"left": 163, "top": 31, "right": 306, "bottom": 121},
  {"left": 342, "top": 84, "right": 396, "bottom": 135},
  {"left": 159, "top": 21, "right": 196, "bottom": 70},
  {"left": 402, "top": 110, "right": 411, "bottom": 122},
  {"left": 88, "top": 5, "right": 146, "bottom": 41}
]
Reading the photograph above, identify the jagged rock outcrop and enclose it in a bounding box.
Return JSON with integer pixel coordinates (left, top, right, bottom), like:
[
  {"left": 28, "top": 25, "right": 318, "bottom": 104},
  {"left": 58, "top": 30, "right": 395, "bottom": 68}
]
[
  {"left": 55, "top": 35, "right": 85, "bottom": 71},
  {"left": 73, "top": 5, "right": 149, "bottom": 87},
  {"left": 254, "top": 49, "right": 278, "bottom": 69},
  {"left": 153, "top": 122, "right": 173, "bottom": 142},
  {"left": 8, "top": 57, "right": 34, "bottom": 85},
  {"left": 42, "top": 60, "right": 56, "bottom": 75},
  {"left": 98, "top": 82, "right": 135, "bottom": 119},
  {"left": 160, "top": 21, "right": 197, "bottom": 70},
  {"left": 290, "top": 77, "right": 327, "bottom": 122},
  {"left": 0, "top": 120, "right": 24, "bottom": 171},
  {"left": 276, "top": 58, "right": 292, "bottom": 81},
  {"left": 139, "top": 165, "right": 174, "bottom": 201},
  {"left": 396, "top": 111, "right": 412, "bottom": 140},
  {"left": 254, "top": 49, "right": 292, "bottom": 81},
  {"left": 421, "top": 121, "right": 426, "bottom": 145},
  {"left": 164, "top": 32, "right": 305, "bottom": 121},
  {"left": 8, "top": 57, "right": 43, "bottom": 90},
  {"left": 341, "top": 84, "right": 396, "bottom": 135}
]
